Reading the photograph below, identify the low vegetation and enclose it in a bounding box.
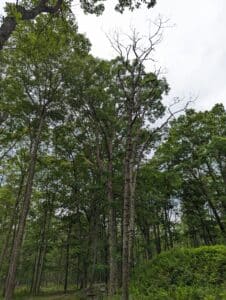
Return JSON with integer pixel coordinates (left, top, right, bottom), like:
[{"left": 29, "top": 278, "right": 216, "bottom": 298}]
[{"left": 131, "top": 245, "right": 226, "bottom": 299}]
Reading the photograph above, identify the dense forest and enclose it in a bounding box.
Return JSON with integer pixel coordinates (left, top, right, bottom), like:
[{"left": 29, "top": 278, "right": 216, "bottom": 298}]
[{"left": 0, "top": 1, "right": 226, "bottom": 300}]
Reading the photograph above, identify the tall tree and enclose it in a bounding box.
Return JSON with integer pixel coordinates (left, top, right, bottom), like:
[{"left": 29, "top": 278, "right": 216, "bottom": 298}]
[
  {"left": 108, "top": 28, "right": 169, "bottom": 299},
  {"left": 1, "top": 14, "right": 89, "bottom": 300}
]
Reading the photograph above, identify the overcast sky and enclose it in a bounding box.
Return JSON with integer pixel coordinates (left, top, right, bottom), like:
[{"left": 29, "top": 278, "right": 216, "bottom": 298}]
[{"left": 1, "top": 0, "right": 226, "bottom": 111}]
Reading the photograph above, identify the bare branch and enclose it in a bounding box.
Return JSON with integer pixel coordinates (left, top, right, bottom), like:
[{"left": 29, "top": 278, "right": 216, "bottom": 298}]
[{"left": 136, "top": 97, "right": 195, "bottom": 168}]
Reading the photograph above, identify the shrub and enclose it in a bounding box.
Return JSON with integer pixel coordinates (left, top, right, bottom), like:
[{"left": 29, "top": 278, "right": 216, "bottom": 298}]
[{"left": 131, "top": 245, "right": 226, "bottom": 299}]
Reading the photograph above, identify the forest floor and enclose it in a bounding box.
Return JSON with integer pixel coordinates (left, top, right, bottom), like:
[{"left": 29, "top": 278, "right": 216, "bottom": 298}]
[
  {"left": 16, "top": 295, "right": 78, "bottom": 300},
  {"left": 0, "top": 293, "right": 117, "bottom": 300},
  {"left": 0, "top": 290, "right": 81, "bottom": 300},
  {"left": 0, "top": 289, "right": 116, "bottom": 300}
]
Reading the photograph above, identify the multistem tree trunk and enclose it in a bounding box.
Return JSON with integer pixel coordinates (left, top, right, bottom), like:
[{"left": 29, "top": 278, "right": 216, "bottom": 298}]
[
  {"left": 30, "top": 202, "right": 51, "bottom": 295},
  {"left": 4, "top": 108, "right": 45, "bottom": 300},
  {"left": 107, "top": 140, "right": 117, "bottom": 296}
]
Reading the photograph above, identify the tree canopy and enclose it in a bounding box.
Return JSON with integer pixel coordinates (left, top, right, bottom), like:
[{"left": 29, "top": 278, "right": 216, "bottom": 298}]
[{"left": 0, "top": 0, "right": 157, "bottom": 50}]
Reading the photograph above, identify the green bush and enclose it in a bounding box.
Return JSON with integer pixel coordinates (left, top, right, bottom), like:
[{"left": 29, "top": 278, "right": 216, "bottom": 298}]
[{"left": 131, "top": 245, "right": 226, "bottom": 299}]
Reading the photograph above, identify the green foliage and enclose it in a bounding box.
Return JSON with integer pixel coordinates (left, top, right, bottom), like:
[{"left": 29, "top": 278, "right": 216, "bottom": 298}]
[
  {"left": 131, "top": 245, "right": 226, "bottom": 299},
  {"left": 1, "top": 0, "right": 226, "bottom": 297}
]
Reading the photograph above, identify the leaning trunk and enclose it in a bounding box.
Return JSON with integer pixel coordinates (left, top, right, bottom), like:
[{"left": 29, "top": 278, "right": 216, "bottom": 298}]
[{"left": 0, "top": 172, "right": 24, "bottom": 277}]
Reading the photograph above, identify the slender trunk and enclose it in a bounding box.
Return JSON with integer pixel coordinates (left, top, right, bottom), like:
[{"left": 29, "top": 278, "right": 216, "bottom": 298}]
[
  {"left": 122, "top": 130, "right": 132, "bottom": 300},
  {"left": 76, "top": 256, "right": 80, "bottom": 288},
  {"left": 164, "top": 206, "right": 173, "bottom": 250},
  {"left": 107, "top": 140, "right": 117, "bottom": 296},
  {"left": 128, "top": 168, "right": 137, "bottom": 271},
  {"left": 163, "top": 209, "right": 169, "bottom": 251},
  {"left": 140, "top": 225, "right": 152, "bottom": 260},
  {"left": 64, "top": 221, "right": 72, "bottom": 294},
  {"left": 4, "top": 109, "right": 45, "bottom": 300},
  {"left": 153, "top": 224, "right": 161, "bottom": 254},
  {"left": 167, "top": 219, "right": 173, "bottom": 249}
]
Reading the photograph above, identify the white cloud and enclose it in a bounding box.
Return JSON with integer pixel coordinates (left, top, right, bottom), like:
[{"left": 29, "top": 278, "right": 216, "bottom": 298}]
[{"left": 74, "top": 0, "right": 226, "bottom": 110}]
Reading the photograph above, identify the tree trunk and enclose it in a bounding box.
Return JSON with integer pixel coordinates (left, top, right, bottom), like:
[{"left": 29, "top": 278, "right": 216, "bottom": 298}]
[
  {"left": 128, "top": 168, "right": 137, "bottom": 271},
  {"left": 122, "top": 130, "right": 132, "bottom": 300},
  {"left": 107, "top": 140, "right": 117, "bottom": 296},
  {"left": 153, "top": 223, "right": 161, "bottom": 254},
  {"left": 4, "top": 109, "right": 45, "bottom": 300},
  {"left": 64, "top": 221, "right": 72, "bottom": 294}
]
